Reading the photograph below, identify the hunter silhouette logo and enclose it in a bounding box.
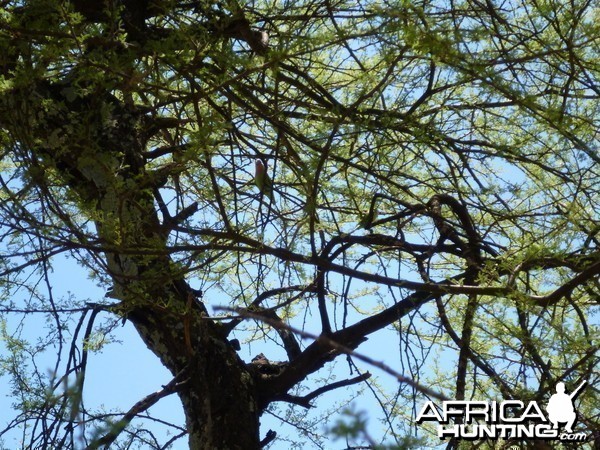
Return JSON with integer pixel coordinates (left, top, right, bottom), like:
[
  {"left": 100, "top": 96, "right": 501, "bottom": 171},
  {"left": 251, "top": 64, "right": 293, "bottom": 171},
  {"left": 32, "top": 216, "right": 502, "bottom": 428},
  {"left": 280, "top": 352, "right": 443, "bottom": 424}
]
[
  {"left": 546, "top": 380, "right": 586, "bottom": 433},
  {"left": 416, "top": 380, "right": 589, "bottom": 442}
]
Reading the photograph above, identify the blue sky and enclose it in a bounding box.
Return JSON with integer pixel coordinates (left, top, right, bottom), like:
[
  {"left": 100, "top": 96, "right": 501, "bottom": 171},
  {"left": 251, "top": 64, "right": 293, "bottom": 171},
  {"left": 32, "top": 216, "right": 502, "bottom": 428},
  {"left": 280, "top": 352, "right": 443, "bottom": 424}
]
[{"left": 0, "top": 250, "right": 429, "bottom": 449}]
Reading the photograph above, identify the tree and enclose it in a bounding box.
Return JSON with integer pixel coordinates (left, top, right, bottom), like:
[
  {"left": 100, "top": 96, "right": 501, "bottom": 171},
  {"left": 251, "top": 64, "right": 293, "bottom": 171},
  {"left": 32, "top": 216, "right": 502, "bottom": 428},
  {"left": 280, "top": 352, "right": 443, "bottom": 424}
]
[{"left": 0, "top": 0, "right": 598, "bottom": 449}]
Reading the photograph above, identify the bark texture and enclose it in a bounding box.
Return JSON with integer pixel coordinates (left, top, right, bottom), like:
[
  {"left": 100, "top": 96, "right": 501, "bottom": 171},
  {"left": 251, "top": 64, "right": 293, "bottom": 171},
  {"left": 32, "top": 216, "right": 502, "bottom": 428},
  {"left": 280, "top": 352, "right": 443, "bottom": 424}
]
[{"left": 1, "top": 80, "right": 261, "bottom": 449}]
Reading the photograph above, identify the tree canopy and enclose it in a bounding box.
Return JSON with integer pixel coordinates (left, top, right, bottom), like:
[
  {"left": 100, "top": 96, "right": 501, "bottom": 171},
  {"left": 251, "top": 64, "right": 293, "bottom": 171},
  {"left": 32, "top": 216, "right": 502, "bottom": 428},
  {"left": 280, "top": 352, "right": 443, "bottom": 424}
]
[{"left": 0, "top": 0, "right": 598, "bottom": 449}]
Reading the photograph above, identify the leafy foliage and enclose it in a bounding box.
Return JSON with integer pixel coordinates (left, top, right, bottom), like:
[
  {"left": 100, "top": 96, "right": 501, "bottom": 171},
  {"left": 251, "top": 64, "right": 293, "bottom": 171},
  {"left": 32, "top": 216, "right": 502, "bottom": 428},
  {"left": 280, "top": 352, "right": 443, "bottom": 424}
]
[{"left": 0, "top": 0, "right": 598, "bottom": 448}]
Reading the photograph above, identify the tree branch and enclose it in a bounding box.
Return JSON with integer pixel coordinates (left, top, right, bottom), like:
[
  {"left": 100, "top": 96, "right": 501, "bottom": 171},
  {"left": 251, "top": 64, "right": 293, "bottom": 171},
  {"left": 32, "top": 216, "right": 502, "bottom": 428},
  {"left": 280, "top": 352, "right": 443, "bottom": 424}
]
[
  {"left": 86, "top": 369, "right": 189, "bottom": 450},
  {"left": 216, "top": 306, "right": 449, "bottom": 406},
  {"left": 273, "top": 373, "right": 372, "bottom": 408}
]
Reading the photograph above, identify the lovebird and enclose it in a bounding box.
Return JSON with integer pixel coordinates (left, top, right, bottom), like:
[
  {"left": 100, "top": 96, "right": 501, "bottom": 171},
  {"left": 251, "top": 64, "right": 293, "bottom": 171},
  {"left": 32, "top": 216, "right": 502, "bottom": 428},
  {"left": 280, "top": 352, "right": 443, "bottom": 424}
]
[{"left": 254, "top": 159, "right": 274, "bottom": 199}]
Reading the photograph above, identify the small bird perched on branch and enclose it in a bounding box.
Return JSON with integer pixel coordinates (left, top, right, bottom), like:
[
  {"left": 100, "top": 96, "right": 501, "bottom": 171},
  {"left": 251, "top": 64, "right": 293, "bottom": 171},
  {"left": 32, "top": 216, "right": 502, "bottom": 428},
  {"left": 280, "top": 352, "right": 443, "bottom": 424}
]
[{"left": 254, "top": 159, "right": 273, "bottom": 199}]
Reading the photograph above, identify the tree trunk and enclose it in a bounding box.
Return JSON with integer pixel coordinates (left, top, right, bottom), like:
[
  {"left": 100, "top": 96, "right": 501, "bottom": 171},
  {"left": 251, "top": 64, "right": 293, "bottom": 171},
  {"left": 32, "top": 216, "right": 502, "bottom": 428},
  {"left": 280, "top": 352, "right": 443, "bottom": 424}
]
[
  {"left": 1, "top": 80, "right": 261, "bottom": 449},
  {"left": 128, "top": 301, "right": 261, "bottom": 450}
]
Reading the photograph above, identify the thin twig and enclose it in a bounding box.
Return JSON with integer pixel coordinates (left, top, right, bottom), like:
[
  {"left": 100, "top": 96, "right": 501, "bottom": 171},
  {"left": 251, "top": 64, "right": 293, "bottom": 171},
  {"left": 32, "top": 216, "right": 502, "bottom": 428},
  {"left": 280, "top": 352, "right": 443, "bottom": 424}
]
[{"left": 85, "top": 369, "right": 189, "bottom": 450}]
